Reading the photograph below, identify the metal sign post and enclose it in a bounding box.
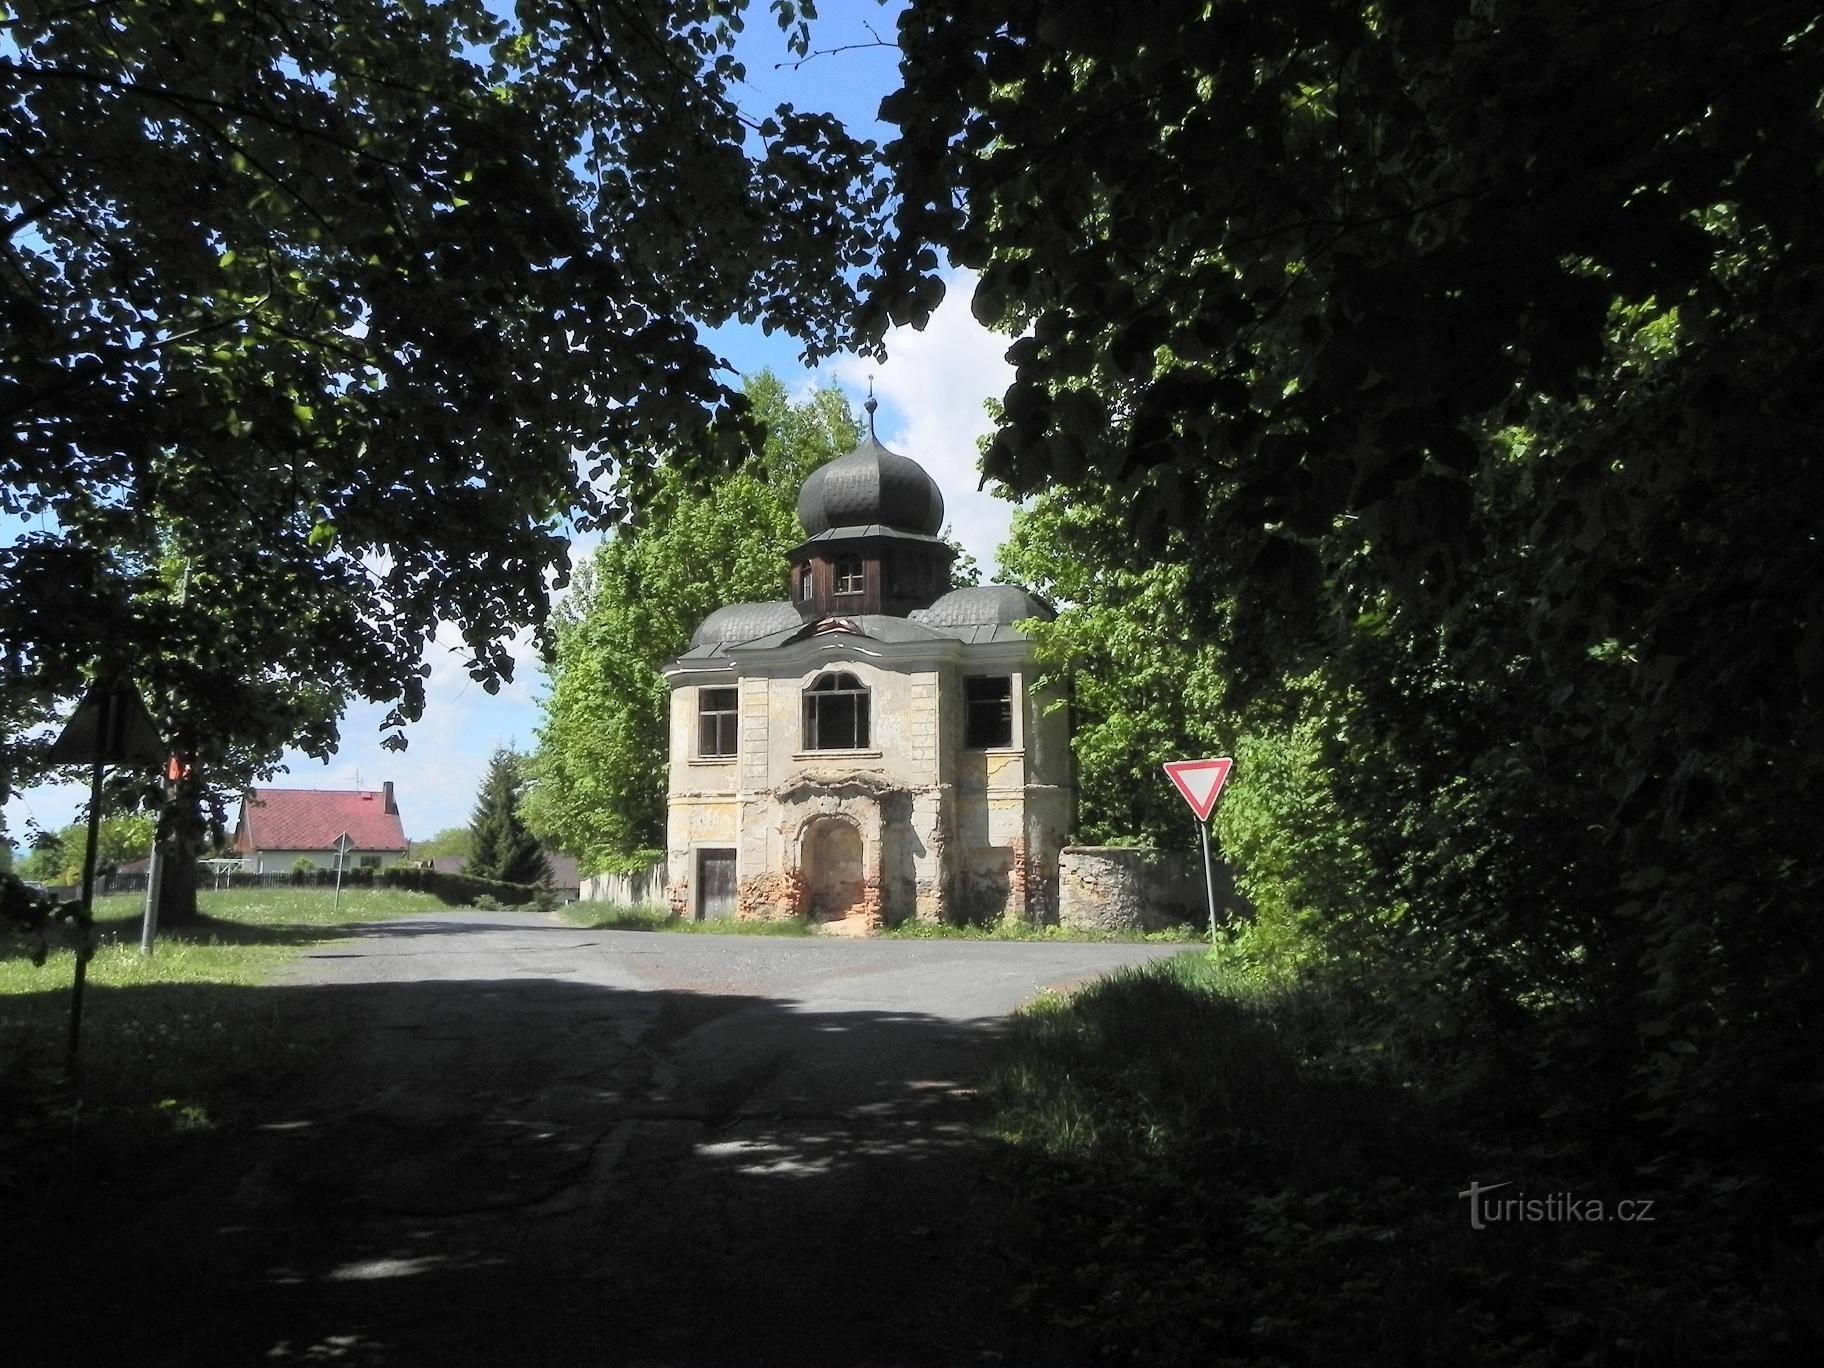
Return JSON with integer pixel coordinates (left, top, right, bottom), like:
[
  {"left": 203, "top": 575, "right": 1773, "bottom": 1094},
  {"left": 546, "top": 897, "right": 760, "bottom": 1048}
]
[
  {"left": 332, "top": 833, "right": 354, "bottom": 912},
  {"left": 47, "top": 677, "right": 165, "bottom": 1080},
  {"left": 1163, "top": 758, "right": 1235, "bottom": 941}
]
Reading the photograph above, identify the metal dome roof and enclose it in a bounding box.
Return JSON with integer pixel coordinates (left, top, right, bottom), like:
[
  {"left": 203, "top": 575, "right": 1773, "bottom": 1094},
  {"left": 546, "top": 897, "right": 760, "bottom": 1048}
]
[
  {"left": 796, "top": 434, "right": 945, "bottom": 537},
  {"left": 910, "top": 584, "right": 1053, "bottom": 628},
  {"left": 689, "top": 600, "right": 801, "bottom": 647}
]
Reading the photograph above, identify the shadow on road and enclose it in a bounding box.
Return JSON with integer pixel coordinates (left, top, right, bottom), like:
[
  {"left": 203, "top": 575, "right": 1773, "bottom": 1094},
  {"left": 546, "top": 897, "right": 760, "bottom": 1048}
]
[{"left": 5, "top": 970, "right": 1071, "bottom": 1368}]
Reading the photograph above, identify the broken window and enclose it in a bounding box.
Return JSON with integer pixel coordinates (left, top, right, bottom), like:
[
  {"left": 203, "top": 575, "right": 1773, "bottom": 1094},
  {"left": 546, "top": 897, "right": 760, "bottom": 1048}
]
[
  {"left": 965, "top": 675, "right": 1013, "bottom": 748},
  {"left": 803, "top": 671, "right": 870, "bottom": 750}
]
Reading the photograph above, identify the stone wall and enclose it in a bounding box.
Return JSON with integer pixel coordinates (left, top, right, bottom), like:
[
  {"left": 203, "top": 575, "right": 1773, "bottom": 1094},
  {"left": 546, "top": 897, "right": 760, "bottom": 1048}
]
[{"left": 1057, "top": 846, "right": 1236, "bottom": 933}]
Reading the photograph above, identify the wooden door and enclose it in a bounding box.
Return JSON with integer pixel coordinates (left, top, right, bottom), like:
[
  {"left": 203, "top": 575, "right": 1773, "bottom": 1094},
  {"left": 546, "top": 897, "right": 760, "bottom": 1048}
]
[{"left": 697, "top": 849, "right": 736, "bottom": 921}]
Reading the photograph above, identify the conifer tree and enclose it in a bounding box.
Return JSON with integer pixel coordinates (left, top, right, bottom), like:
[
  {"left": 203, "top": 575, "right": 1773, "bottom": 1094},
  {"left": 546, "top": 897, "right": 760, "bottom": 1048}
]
[{"left": 464, "top": 750, "right": 548, "bottom": 887}]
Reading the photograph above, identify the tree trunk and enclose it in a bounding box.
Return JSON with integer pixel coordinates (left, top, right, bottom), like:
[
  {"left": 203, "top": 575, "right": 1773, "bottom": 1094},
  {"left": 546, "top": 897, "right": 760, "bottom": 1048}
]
[
  {"left": 155, "top": 840, "right": 199, "bottom": 927},
  {"left": 153, "top": 786, "right": 207, "bottom": 928}
]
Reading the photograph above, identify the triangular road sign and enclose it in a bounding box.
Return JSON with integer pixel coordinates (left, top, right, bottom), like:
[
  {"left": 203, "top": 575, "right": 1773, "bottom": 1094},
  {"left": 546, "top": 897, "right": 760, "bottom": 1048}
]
[{"left": 1163, "top": 757, "right": 1233, "bottom": 822}]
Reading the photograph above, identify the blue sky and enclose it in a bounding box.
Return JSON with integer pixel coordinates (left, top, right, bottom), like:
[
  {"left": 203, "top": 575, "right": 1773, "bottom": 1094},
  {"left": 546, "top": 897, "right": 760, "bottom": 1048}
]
[{"left": 4, "top": 1, "right": 1023, "bottom": 846}]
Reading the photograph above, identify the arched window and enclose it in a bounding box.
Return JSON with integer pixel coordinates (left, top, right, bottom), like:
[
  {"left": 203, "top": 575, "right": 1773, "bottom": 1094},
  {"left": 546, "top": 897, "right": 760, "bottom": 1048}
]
[
  {"left": 833, "top": 553, "right": 864, "bottom": 596},
  {"left": 803, "top": 671, "right": 870, "bottom": 750}
]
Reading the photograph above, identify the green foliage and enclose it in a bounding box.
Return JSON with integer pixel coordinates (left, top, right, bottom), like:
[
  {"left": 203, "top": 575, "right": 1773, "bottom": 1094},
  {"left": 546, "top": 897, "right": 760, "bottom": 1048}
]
[
  {"left": 290, "top": 856, "right": 316, "bottom": 876},
  {"left": 408, "top": 827, "right": 473, "bottom": 861},
  {"left": 999, "top": 493, "right": 1231, "bottom": 849},
  {"left": 463, "top": 749, "right": 548, "bottom": 887},
  {"left": 992, "top": 956, "right": 1817, "bottom": 1368},
  {"left": 879, "top": 0, "right": 1823, "bottom": 1216},
  {"left": 524, "top": 374, "right": 859, "bottom": 871},
  {"left": 15, "top": 812, "right": 156, "bottom": 885},
  {"left": 378, "top": 863, "right": 536, "bottom": 909},
  {"left": 2, "top": 0, "right": 883, "bottom": 835}
]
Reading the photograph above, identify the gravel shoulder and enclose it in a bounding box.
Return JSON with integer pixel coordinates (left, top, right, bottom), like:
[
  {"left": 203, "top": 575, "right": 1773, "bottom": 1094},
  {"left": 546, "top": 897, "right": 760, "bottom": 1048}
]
[{"left": 16, "top": 914, "right": 1181, "bottom": 1367}]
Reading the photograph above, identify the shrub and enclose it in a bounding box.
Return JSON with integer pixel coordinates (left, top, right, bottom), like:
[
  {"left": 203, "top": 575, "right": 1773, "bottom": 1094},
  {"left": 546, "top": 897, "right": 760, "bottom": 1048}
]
[{"left": 377, "top": 864, "right": 537, "bottom": 908}]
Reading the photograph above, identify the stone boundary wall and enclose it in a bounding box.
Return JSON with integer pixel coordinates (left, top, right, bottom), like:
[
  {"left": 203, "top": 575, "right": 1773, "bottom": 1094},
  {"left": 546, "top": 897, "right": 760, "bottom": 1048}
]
[
  {"left": 1057, "top": 846, "right": 1237, "bottom": 933},
  {"left": 579, "top": 858, "right": 668, "bottom": 909}
]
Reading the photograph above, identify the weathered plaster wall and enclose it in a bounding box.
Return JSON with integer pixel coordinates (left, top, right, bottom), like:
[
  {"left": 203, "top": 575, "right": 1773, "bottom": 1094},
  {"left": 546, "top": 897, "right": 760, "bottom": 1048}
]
[{"left": 664, "top": 654, "right": 1076, "bottom": 929}]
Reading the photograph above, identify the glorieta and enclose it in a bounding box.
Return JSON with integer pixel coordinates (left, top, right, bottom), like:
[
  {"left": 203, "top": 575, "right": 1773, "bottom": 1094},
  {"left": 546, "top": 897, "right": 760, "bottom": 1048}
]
[{"left": 662, "top": 403, "right": 1073, "bottom": 930}]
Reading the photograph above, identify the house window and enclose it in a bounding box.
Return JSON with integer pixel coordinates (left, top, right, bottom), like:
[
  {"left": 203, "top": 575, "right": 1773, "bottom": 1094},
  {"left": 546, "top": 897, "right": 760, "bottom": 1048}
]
[
  {"left": 965, "top": 676, "right": 1014, "bottom": 748},
  {"left": 803, "top": 671, "right": 870, "bottom": 750},
  {"left": 358, "top": 855, "right": 382, "bottom": 870},
  {"left": 833, "top": 554, "right": 864, "bottom": 596},
  {"left": 698, "top": 687, "right": 739, "bottom": 758},
  {"left": 795, "top": 567, "right": 811, "bottom": 601}
]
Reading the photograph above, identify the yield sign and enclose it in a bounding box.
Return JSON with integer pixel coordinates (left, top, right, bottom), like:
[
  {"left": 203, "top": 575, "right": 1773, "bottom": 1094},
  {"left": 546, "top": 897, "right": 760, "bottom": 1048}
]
[{"left": 1163, "top": 757, "right": 1233, "bottom": 822}]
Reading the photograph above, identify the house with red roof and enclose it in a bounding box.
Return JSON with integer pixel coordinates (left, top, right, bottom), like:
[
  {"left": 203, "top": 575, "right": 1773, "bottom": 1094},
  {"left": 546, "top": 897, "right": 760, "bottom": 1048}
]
[{"left": 233, "top": 783, "right": 410, "bottom": 874}]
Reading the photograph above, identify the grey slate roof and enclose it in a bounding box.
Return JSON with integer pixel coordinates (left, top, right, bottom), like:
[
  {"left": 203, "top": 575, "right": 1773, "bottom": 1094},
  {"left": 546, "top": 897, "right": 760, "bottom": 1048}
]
[
  {"left": 910, "top": 584, "right": 1054, "bottom": 628},
  {"left": 690, "top": 600, "right": 801, "bottom": 647},
  {"left": 678, "top": 585, "right": 1053, "bottom": 663},
  {"left": 797, "top": 435, "right": 945, "bottom": 536}
]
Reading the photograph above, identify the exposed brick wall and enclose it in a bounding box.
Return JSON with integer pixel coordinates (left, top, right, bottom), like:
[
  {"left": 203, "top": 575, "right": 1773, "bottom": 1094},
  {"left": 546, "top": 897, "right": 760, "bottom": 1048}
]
[
  {"left": 1007, "top": 839, "right": 1034, "bottom": 924},
  {"left": 736, "top": 869, "right": 806, "bottom": 922}
]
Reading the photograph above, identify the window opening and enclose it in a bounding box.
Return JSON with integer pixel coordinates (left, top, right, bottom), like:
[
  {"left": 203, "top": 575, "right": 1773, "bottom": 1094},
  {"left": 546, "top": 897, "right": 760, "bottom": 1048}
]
[
  {"left": 833, "top": 554, "right": 864, "bottom": 596},
  {"left": 698, "top": 686, "right": 739, "bottom": 758},
  {"left": 803, "top": 671, "right": 870, "bottom": 750},
  {"left": 965, "top": 675, "right": 1014, "bottom": 748}
]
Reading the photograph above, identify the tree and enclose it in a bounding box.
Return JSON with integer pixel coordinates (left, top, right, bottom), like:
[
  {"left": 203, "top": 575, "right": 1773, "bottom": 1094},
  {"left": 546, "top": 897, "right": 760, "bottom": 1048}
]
[
  {"left": 2, "top": 0, "right": 883, "bottom": 905},
  {"left": 410, "top": 827, "right": 473, "bottom": 862},
  {"left": 465, "top": 749, "right": 548, "bottom": 887},
  {"left": 4, "top": 0, "right": 883, "bottom": 928},
  {"left": 524, "top": 374, "right": 858, "bottom": 871},
  {"left": 872, "top": 0, "right": 1823, "bottom": 1199}
]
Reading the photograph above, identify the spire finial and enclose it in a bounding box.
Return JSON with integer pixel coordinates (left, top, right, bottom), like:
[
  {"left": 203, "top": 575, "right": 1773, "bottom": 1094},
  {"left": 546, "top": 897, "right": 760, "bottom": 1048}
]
[{"left": 865, "top": 376, "right": 878, "bottom": 439}]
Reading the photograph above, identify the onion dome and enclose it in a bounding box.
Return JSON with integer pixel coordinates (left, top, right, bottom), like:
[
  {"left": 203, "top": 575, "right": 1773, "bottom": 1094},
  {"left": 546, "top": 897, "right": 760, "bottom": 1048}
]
[{"left": 796, "top": 427, "right": 945, "bottom": 537}]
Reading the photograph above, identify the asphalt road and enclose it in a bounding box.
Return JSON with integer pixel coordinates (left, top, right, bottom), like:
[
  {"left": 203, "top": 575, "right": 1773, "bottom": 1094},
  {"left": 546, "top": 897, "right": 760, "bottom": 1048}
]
[{"left": 25, "top": 913, "right": 1184, "bottom": 1367}]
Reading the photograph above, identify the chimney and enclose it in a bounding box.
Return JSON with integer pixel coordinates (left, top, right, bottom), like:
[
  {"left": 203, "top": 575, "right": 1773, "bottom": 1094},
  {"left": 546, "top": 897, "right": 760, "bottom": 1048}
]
[{"left": 383, "top": 780, "right": 396, "bottom": 815}]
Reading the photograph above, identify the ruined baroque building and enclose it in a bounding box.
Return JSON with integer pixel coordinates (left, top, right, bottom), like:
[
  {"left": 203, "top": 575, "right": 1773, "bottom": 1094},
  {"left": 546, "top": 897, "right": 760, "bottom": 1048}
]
[{"left": 662, "top": 408, "right": 1072, "bottom": 929}]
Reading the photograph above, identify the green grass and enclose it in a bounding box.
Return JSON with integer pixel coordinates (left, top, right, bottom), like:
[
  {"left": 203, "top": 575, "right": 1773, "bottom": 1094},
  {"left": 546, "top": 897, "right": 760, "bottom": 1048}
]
[
  {"left": 558, "top": 902, "right": 812, "bottom": 935},
  {"left": 557, "top": 903, "right": 1203, "bottom": 940},
  {"left": 885, "top": 918, "right": 1205, "bottom": 943},
  {"left": 1, "top": 887, "right": 445, "bottom": 1164},
  {"left": 1, "top": 885, "right": 445, "bottom": 991},
  {"left": 990, "top": 952, "right": 1821, "bottom": 1367}
]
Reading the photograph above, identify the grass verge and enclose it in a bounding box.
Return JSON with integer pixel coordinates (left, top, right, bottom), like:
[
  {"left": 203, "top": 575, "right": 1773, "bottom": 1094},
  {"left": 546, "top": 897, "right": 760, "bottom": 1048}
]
[
  {"left": 991, "top": 953, "right": 1819, "bottom": 1367},
  {"left": 559, "top": 902, "right": 812, "bottom": 935},
  {"left": 886, "top": 919, "right": 1205, "bottom": 944},
  {"left": 1, "top": 887, "right": 442, "bottom": 1183}
]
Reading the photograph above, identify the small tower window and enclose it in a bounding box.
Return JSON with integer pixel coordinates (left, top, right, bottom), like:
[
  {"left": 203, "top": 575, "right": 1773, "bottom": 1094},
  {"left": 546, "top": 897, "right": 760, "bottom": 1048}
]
[
  {"left": 833, "top": 554, "right": 864, "bottom": 596},
  {"left": 803, "top": 671, "right": 870, "bottom": 750}
]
